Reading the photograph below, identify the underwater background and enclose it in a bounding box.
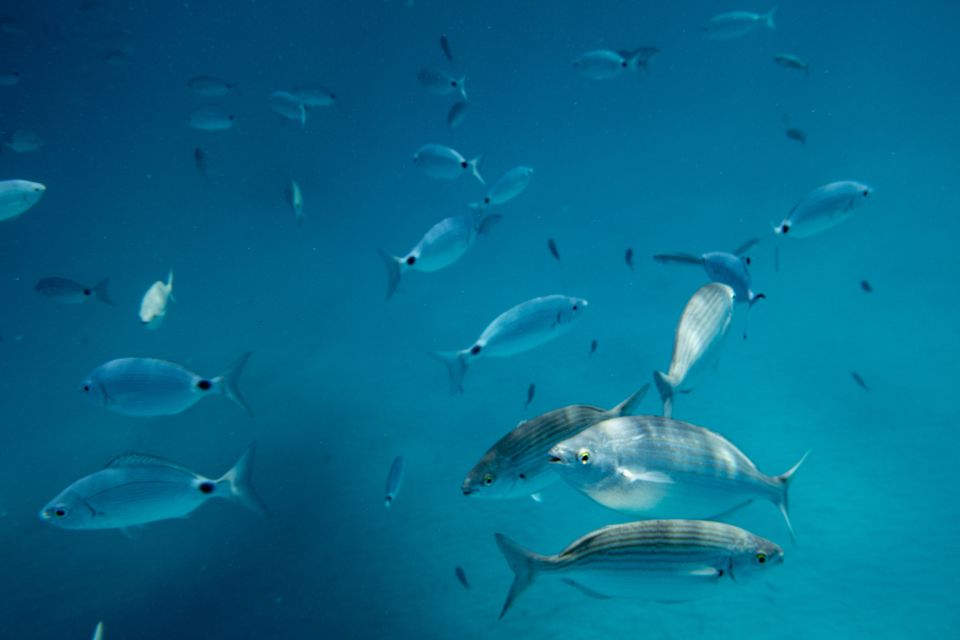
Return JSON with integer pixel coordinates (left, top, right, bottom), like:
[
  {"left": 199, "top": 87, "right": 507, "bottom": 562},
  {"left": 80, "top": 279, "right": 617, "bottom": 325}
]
[{"left": 1, "top": 0, "right": 959, "bottom": 638}]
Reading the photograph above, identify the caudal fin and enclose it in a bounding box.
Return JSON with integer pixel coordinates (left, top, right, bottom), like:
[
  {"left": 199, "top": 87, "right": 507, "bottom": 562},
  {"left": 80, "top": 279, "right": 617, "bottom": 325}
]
[
  {"left": 218, "top": 443, "right": 269, "bottom": 516},
  {"left": 653, "top": 370, "right": 675, "bottom": 418},
  {"left": 764, "top": 6, "right": 777, "bottom": 30},
  {"left": 430, "top": 350, "right": 469, "bottom": 395},
  {"left": 216, "top": 352, "right": 254, "bottom": 416},
  {"left": 93, "top": 278, "right": 114, "bottom": 306},
  {"left": 611, "top": 383, "right": 650, "bottom": 416},
  {"left": 495, "top": 533, "right": 540, "bottom": 619},
  {"left": 774, "top": 451, "right": 809, "bottom": 545},
  {"left": 377, "top": 249, "right": 403, "bottom": 300},
  {"left": 469, "top": 155, "right": 485, "bottom": 186}
]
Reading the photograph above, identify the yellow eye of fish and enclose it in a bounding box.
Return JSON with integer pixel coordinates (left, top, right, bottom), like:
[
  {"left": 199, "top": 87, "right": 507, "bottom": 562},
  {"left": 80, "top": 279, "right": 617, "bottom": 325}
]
[
  {"left": 756, "top": 552, "right": 767, "bottom": 564},
  {"left": 578, "top": 449, "right": 590, "bottom": 464},
  {"left": 483, "top": 474, "right": 494, "bottom": 486}
]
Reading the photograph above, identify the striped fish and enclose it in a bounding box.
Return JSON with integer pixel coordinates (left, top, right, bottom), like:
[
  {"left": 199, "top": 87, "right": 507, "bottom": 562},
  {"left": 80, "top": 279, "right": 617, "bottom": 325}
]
[
  {"left": 654, "top": 283, "right": 734, "bottom": 417},
  {"left": 495, "top": 519, "right": 783, "bottom": 618},
  {"left": 549, "top": 415, "right": 808, "bottom": 542},
  {"left": 462, "top": 385, "right": 649, "bottom": 499}
]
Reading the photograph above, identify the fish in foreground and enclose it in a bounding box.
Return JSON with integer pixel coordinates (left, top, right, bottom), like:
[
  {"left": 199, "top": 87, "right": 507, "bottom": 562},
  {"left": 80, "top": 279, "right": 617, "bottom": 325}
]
[
  {"left": 461, "top": 384, "right": 648, "bottom": 499},
  {"left": 773, "top": 180, "right": 872, "bottom": 238},
  {"left": 653, "top": 238, "right": 765, "bottom": 307},
  {"left": 550, "top": 415, "right": 808, "bottom": 542},
  {"left": 40, "top": 443, "right": 267, "bottom": 531},
  {"left": 3, "top": 128, "right": 43, "bottom": 152},
  {"left": 268, "top": 91, "right": 307, "bottom": 126},
  {"left": 377, "top": 212, "right": 500, "bottom": 300},
  {"left": 187, "top": 75, "right": 236, "bottom": 97},
  {"left": 187, "top": 106, "right": 235, "bottom": 131},
  {"left": 384, "top": 456, "right": 405, "bottom": 508},
  {"left": 433, "top": 294, "right": 588, "bottom": 394},
  {"left": 413, "top": 144, "right": 484, "bottom": 184},
  {"left": 455, "top": 566, "right": 470, "bottom": 589},
  {"left": 860, "top": 280, "right": 873, "bottom": 293},
  {"left": 625, "top": 248, "right": 634, "bottom": 271},
  {"left": 573, "top": 50, "right": 628, "bottom": 80},
  {"left": 447, "top": 101, "right": 468, "bottom": 130},
  {"left": 139, "top": 270, "right": 174, "bottom": 329},
  {"left": 773, "top": 53, "right": 809, "bottom": 75},
  {"left": 81, "top": 353, "right": 253, "bottom": 417},
  {"left": 35, "top": 277, "right": 113, "bottom": 305},
  {"left": 851, "top": 371, "right": 869, "bottom": 391},
  {"left": 525, "top": 383, "right": 536, "bottom": 409},
  {"left": 704, "top": 8, "right": 777, "bottom": 39},
  {"left": 470, "top": 166, "right": 533, "bottom": 210},
  {"left": 92, "top": 621, "right": 104, "bottom": 640},
  {"left": 547, "top": 238, "right": 560, "bottom": 262},
  {"left": 0, "top": 179, "right": 46, "bottom": 222},
  {"left": 654, "top": 283, "right": 734, "bottom": 418},
  {"left": 285, "top": 179, "right": 303, "bottom": 227},
  {"left": 786, "top": 127, "right": 806, "bottom": 145},
  {"left": 417, "top": 67, "right": 467, "bottom": 100},
  {"left": 495, "top": 519, "right": 783, "bottom": 618}
]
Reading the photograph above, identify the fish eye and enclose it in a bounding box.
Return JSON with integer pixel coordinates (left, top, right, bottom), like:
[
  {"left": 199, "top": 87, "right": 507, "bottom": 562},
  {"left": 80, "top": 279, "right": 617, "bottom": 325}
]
[
  {"left": 745, "top": 257, "right": 752, "bottom": 266},
  {"left": 572, "top": 305, "right": 579, "bottom": 311},
  {"left": 450, "top": 80, "right": 457, "bottom": 87},
  {"left": 483, "top": 473, "right": 494, "bottom": 486},
  {"left": 54, "top": 507, "right": 67, "bottom": 518},
  {"left": 82, "top": 384, "right": 90, "bottom": 392},
  {"left": 756, "top": 552, "right": 767, "bottom": 565},
  {"left": 781, "top": 224, "right": 790, "bottom": 234},
  {"left": 578, "top": 449, "right": 591, "bottom": 464},
  {"left": 862, "top": 189, "right": 869, "bottom": 197},
  {"left": 460, "top": 160, "right": 468, "bottom": 169},
  {"left": 406, "top": 256, "right": 416, "bottom": 266}
]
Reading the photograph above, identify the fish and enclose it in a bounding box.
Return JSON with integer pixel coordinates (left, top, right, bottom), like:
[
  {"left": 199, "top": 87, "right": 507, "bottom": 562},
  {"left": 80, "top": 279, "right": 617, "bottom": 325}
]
[
  {"left": 525, "top": 383, "right": 536, "bottom": 409},
  {"left": 187, "top": 106, "right": 235, "bottom": 131},
  {"left": 786, "top": 128, "right": 807, "bottom": 145},
  {"left": 285, "top": 179, "right": 303, "bottom": 227},
  {"left": 461, "top": 384, "right": 648, "bottom": 499},
  {"left": 432, "top": 294, "right": 589, "bottom": 394},
  {"left": 384, "top": 456, "right": 405, "bottom": 508},
  {"left": 0, "top": 70, "right": 20, "bottom": 86},
  {"left": 860, "top": 280, "right": 873, "bottom": 293},
  {"left": 625, "top": 248, "right": 634, "bottom": 271},
  {"left": 417, "top": 67, "right": 467, "bottom": 100},
  {"left": 470, "top": 166, "right": 533, "bottom": 209},
  {"left": 194, "top": 147, "right": 209, "bottom": 180},
  {"left": 454, "top": 566, "right": 470, "bottom": 589},
  {"left": 589, "top": 339, "right": 598, "bottom": 355},
  {"left": 653, "top": 238, "right": 765, "bottom": 307},
  {"left": 80, "top": 353, "right": 253, "bottom": 417},
  {"left": 92, "top": 621, "right": 104, "bottom": 640},
  {"left": 35, "top": 277, "right": 113, "bottom": 305},
  {"left": 291, "top": 84, "right": 336, "bottom": 108},
  {"left": 440, "top": 34, "right": 453, "bottom": 61},
  {"left": 447, "top": 101, "right": 468, "bottom": 130},
  {"left": 139, "top": 270, "right": 174, "bottom": 329},
  {"left": 547, "top": 238, "right": 560, "bottom": 262},
  {"left": 3, "top": 128, "right": 43, "bottom": 153},
  {"left": 549, "top": 415, "right": 808, "bottom": 542},
  {"left": 773, "top": 180, "right": 872, "bottom": 238},
  {"left": 0, "top": 180, "right": 46, "bottom": 222},
  {"left": 851, "top": 371, "right": 869, "bottom": 391},
  {"left": 412, "top": 144, "right": 484, "bottom": 184},
  {"left": 617, "top": 46, "right": 660, "bottom": 72},
  {"left": 187, "top": 75, "right": 236, "bottom": 97},
  {"left": 653, "top": 283, "right": 734, "bottom": 418},
  {"left": 268, "top": 91, "right": 307, "bottom": 126},
  {"left": 773, "top": 53, "right": 809, "bottom": 75},
  {"left": 573, "top": 50, "right": 628, "bottom": 80},
  {"left": 704, "top": 8, "right": 777, "bottom": 39},
  {"left": 40, "top": 443, "right": 267, "bottom": 531},
  {"left": 377, "top": 212, "right": 500, "bottom": 300},
  {"left": 495, "top": 519, "right": 784, "bottom": 618}
]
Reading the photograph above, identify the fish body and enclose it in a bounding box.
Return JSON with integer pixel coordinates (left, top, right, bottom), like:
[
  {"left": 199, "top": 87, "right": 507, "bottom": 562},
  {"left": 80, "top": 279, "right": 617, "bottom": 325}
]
[
  {"left": 35, "top": 277, "right": 112, "bottom": 305},
  {"left": 268, "top": 91, "right": 307, "bottom": 126},
  {"left": 786, "top": 128, "right": 806, "bottom": 145},
  {"left": 495, "top": 519, "right": 784, "bottom": 618},
  {"left": 654, "top": 283, "right": 734, "bottom": 418},
  {"left": 417, "top": 67, "right": 467, "bottom": 100},
  {"left": 433, "top": 295, "right": 588, "bottom": 394},
  {"left": 0, "top": 71, "right": 19, "bottom": 86},
  {"left": 81, "top": 353, "right": 253, "bottom": 417},
  {"left": 0, "top": 180, "right": 46, "bottom": 221},
  {"left": 187, "top": 75, "right": 236, "bottom": 97},
  {"left": 291, "top": 84, "right": 335, "bottom": 107},
  {"left": 851, "top": 371, "right": 869, "bottom": 390},
  {"left": 187, "top": 106, "right": 235, "bottom": 131},
  {"left": 139, "top": 270, "right": 174, "bottom": 329},
  {"left": 701, "top": 252, "right": 764, "bottom": 305},
  {"left": 194, "top": 147, "right": 209, "bottom": 180},
  {"left": 4, "top": 128, "right": 43, "bottom": 152},
  {"left": 440, "top": 34, "right": 453, "bottom": 61},
  {"left": 625, "top": 248, "right": 634, "bottom": 271},
  {"left": 447, "top": 101, "right": 468, "bottom": 130},
  {"left": 40, "top": 444, "right": 266, "bottom": 530},
  {"left": 285, "top": 179, "right": 303, "bottom": 226},
  {"left": 472, "top": 166, "right": 533, "bottom": 209},
  {"left": 413, "top": 144, "right": 484, "bottom": 184},
  {"left": 525, "top": 383, "right": 536, "bottom": 409},
  {"left": 573, "top": 50, "right": 628, "bottom": 80},
  {"left": 547, "top": 238, "right": 560, "bottom": 262},
  {"left": 384, "top": 456, "right": 405, "bottom": 508},
  {"left": 860, "top": 280, "right": 873, "bottom": 293},
  {"left": 92, "top": 621, "right": 104, "bottom": 640},
  {"left": 461, "top": 385, "right": 648, "bottom": 499},
  {"left": 704, "top": 9, "right": 777, "bottom": 39},
  {"left": 618, "top": 46, "right": 660, "bottom": 72},
  {"left": 774, "top": 180, "right": 872, "bottom": 238},
  {"left": 589, "top": 339, "right": 598, "bottom": 355},
  {"left": 454, "top": 566, "right": 470, "bottom": 588},
  {"left": 773, "top": 53, "right": 809, "bottom": 74}
]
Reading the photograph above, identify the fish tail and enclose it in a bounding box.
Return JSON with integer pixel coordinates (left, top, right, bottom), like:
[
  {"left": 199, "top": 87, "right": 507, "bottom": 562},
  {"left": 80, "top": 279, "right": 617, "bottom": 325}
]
[
  {"left": 216, "top": 352, "right": 254, "bottom": 416},
  {"left": 774, "top": 450, "right": 810, "bottom": 545},
  {"left": 376, "top": 249, "right": 404, "bottom": 300},
  {"left": 764, "top": 6, "right": 777, "bottom": 30},
  {"left": 653, "top": 370, "right": 674, "bottom": 418},
  {"left": 494, "top": 533, "right": 541, "bottom": 619},
  {"left": 469, "top": 154, "right": 485, "bottom": 186},
  {"left": 429, "top": 350, "right": 469, "bottom": 395},
  {"left": 611, "top": 383, "right": 650, "bottom": 416},
  {"left": 477, "top": 214, "right": 503, "bottom": 235},
  {"left": 218, "top": 442, "right": 269, "bottom": 517},
  {"left": 93, "top": 278, "right": 114, "bottom": 306}
]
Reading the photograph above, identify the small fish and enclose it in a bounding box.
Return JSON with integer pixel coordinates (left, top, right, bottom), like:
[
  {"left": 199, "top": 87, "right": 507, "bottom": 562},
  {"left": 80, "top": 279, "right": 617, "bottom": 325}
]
[
  {"left": 40, "top": 444, "right": 267, "bottom": 531},
  {"left": 447, "top": 101, "right": 468, "bottom": 130},
  {"left": 3, "top": 128, "right": 43, "bottom": 153},
  {"left": 35, "top": 277, "right": 113, "bottom": 306},
  {"left": 417, "top": 67, "right": 467, "bottom": 100},
  {"left": 773, "top": 181, "right": 872, "bottom": 238},
  {"left": 625, "top": 248, "right": 634, "bottom": 271},
  {"left": 653, "top": 238, "right": 765, "bottom": 307},
  {"left": 589, "top": 339, "right": 598, "bottom": 355},
  {"left": 80, "top": 353, "right": 253, "bottom": 417},
  {"left": 433, "top": 295, "right": 589, "bottom": 394},
  {"left": 547, "top": 238, "right": 560, "bottom": 262},
  {"left": 268, "top": 91, "right": 307, "bottom": 126},
  {"left": 285, "top": 179, "right": 303, "bottom": 227},
  {"left": 851, "top": 371, "right": 869, "bottom": 391},
  {"left": 440, "top": 34, "right": 453, "bottom": 62},
  {"left": 454, "top": 566, "right": 470, "bottom": 589},
  {"left": 0, "top": 180, "right": 46, "bottom": 222},
  {"left": 139, "top": 270, "right": 174, "bottom": 329},
  {"left": 412, "top": 144, "right": 484, "bottom": 184},
  {"left": 0, "top": 70, "right": 20, "bottom": 86},
  {"left": 573, "top": 50, "right": 628, "bottom": 80},
  {"left": 291, "top": 84, "right": 336, "bottom": 108},
  {"left": 194, "top": 147, "right": 209, "bottom": 180},
  {"left": 384, "top": 456, "right": 405, "bottom": 508},
  {"left": 860, "top": 280, "right": 873, "bottom": 293},
  {"left": 773, "top": 53, "right": 809, "bottom": 75},
  {"left": 187, "top": 106, "right": 235, "bottom": 131},
  {"left": 617, "top": 46, "right": 660, "bottom": 72},
  {"left": 525, "top": 383, "right": 536, "bottom": 409},
  {"left": 495, "top": 520, "right": 784, "bottom": 618},
  {"left": 786, "top": 128, "right": 806, "bottom": 145},
  {"left": 92, "top": 621, "right": 104, "bottom": 640},
  {"left": 471, "top": 166, "right": 534, "bottom": 209},
  {"left": 704, "top": 9, "right": 777, "bottom": 39},
  {"left": 653, "top": 283, "right": 734, "bottom": 418},
  {"left": 187, "top": 75, "right": 236, "bottom": 97}
]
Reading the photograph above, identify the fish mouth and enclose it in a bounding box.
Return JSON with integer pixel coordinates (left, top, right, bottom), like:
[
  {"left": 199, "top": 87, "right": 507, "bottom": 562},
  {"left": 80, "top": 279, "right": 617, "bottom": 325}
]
[
  {"left": 548, "top": 455, "right": 563, "bottom": 464},
  {"left": 460, "top": 485, "right": 473, "bottom": 496}
]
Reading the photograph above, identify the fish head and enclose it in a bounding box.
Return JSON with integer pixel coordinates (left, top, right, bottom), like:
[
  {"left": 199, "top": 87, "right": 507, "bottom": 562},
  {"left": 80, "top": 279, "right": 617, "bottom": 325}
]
[
  {"left": 851, "top": 182, "right": 873, "bottom": 207},
  {"left": 730, "top": 535, "right": 785, "bottom": 582},
  {"left": 461, "top": 454, "right": 517, "bottom": 499},
  {"left": 79, "top": 377, "right": 110, "bottom": 407},
  {"left": 703, "top": 253, "right": 751, "bottom": 298},
  {"left": 547, "top": 434, "right": 607, "bottom": 486},
  {"left": 557, "top": 297, "right": 589, "bottom": 325},
  {"left": 39, "top": 489, "right": 93, "bottom": 529}
]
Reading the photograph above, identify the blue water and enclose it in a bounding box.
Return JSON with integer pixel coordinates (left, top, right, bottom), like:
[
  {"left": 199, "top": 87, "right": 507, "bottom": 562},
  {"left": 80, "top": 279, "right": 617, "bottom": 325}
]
[{"left": 1, "top": 0, "right": 958, "bottom": 637}]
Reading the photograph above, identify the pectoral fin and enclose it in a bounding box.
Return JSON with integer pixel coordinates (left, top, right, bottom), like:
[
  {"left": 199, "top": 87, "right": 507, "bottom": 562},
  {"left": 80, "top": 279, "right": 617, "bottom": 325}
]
[{"left": 688, "top": 567, "right": 723, "bottom": 579}]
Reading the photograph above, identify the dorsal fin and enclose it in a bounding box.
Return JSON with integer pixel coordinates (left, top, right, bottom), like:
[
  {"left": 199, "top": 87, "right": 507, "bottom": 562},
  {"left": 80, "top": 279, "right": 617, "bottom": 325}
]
[{"left": 105, "top": 452, "right": 194, "bottom": 475}]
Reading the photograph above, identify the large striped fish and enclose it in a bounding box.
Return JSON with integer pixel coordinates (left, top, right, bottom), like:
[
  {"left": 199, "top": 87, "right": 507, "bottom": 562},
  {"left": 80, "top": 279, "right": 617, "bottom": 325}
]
[
  {"left": 461, "top": 384, "right": 649, "bottom": 499},
  {"left": 653, "top": 283, "right": 734, "bottom": 417},
  {"left": 549, "top": 415, "right": 807, "bottom": 542},
  {"left": 495, "top": 519, "right": 783, "bottom": 618}
]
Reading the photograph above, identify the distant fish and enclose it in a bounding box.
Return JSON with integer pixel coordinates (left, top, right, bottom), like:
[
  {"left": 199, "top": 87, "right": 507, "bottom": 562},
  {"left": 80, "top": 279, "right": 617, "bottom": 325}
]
[
  {"left": 773, "top": 53, "right": 809, "bottom": 75},
  {"left": 92, "top": 621, "right": 104, "bottom": 640},
  {"left": 471, "top": 166, "right": 533, "bottom": 210},
  {"left": 704, "top": 9, "right": 777, "bottom": 39},
  {"left": 653, "top": 283, "right": 734, "bottom": 418},
  {"left": 384, "top": 456, "right": 405, "bottom": 508},
  {"left": 285, "top": 179, "right": 303, "bottom": 227},
  {"left": 187, "top": 106, "right": 235, "bottom": 131},
  {"left": 432, "top": 295, "right": 588, "bottom": 394},
  {"left": 187, "top": 75, "right": 236, "bottom": 97},
  {"left": 291, "top": 84, "right": 336, "bottom": 108},
  {"left": 851, "top": 371, "right": 869, "bottom": 391},
  {"left": 617, "top": 46, "right": 660, "bottom": 72},
  {"left": 103, "top": 51, "right": 129, "bottom": 66},
  {"left": 413, "top": 143, "right": 484, "bottom": 184},
  {"left": 0, "top": 180, "right": 46, "bottom": 222},
  {"left": 547, "top": 238, "right": 560, "bottom": 262},
  {"left": 860, "top": 280, "right": 873, "bottom": 293},
  {"left": 35, "top": 277, "right": 113, "bottom": 306},
  {"left": 3, "top": 128, "right": 43, "bottom": 153},
  {"left": 139, "top": 270, "right": 174, "bottom": 329},
  {"left": 447, "top": 101, "right": 468, "bottom": 130},
  {"left": 440, "top": 34, "right": 453, "bottom": 62},
  {"left": 589, "top": 339, "right": 598, "bottom": 355},
  {"left": 417, "top": 67, "right": 467, "bottom": 100},
  {"left": 786, "top": 128, "right": 806, "bottom": 145},
  {"left": 194, "top": 147, "right": 209, "bottom": 180},
  {"left": 0, "top": 70, "right": 20, "bottom": 86},
  {"left": 525, "top": 383, "right": 536, "bottom": 409},
  {"left": 654, "top": 238, "right": 765, "bottom": 308},
  {"left": 81, "top": 353, "right": 253, "bottom": 417},
  {"left": 268, "top": 91, "right": 307, "bottom": 126},
  {"left": 573, "top": 50, "right": 628, "bottom": 80},
  {"left": 454, "top": 566, "right": 470, "bottom": 589},
  {"left": 773, "top": 181, "right": 872, "bottom": 238},
  {"left": 625, "top": 248, "right": 634, "bottom": 271}
]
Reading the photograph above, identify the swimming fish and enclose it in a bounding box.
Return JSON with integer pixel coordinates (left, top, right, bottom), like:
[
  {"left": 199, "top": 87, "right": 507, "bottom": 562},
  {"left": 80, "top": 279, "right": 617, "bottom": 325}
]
[
  {"left": 377, "top": 212, "right": 500, "bottom": 300},
  {"left": 285, "top": 179, "right": 303, "bottom": 227},
  {"left": 786, "top": 128, "right": 807, "bottom": 145},
  {"left": 268, "top": 91, "right": 307, "bottom": 126},
  {"left": 291, "top": 84, "right": 336, "bottom": 108},
  {"left": 589, "top": 339, "right": 598, "bottom": 355},
  {"left": 704, "top": 8, "right": 777, "bottom": 39},
  {"left": 440, "top": 34, "right": 453, "bottom": 62},
  {"left": 40, "top": 443, "right": 266, "bottom": 531},
  {"left": 547, "top": 238, "right": 560, "bottom": 262},
  {"left": 653, "top": 283, "right": 734, "bottom": 418},
  {"left": 0, "top": 180, "right": 46, "bottom": 222},
  {"left": 773, "top": 53, "right": 809, "bottom": 75},
  {"left": 187, "top": 106, "right": 235, "bottom": 131},
  {"left": 433, "top": 295, "right": 588, "bottom": 394},
  {"left": 139, "top": 270, "right": 174, "bottom": 329},
  {"left": 194, "top": 147, "right": 209, "bottom": 180},
  {"left": 187, "top": 75, "right": 236, "bottom": 97},
  {"left": 384, "top": 456, "right": 405, "bottom": 508},
  {"left": 80, "top": 353, "right": 253, "bottom": 417},
  {"left": 461, "top": 384, "right": 648, "bottom": 499},
  {"left": 495, "top": 519, "right": 784, "bottom": 618},
  {"left": 0, "top": 70, "right": 19, "bottom": 86},
  {"left": 625, "top": 248, "right": 634, "bottom": 271},
  {"left": 851, "top": 371, "right": 869, "bottom": 391},
  {"left": 860, "top": 280, "right": 873, "bottom": 293},
  {"left": 454, "top": 566, "right": 470, "bottom": 589},
  {"left": 92, "top": 621, "right": 104, "bottom": 640},
  {"left": 35, "top": 277, "right": 113, "bottom": 305},
  {"left": 550, "top": 415, "right": 808, "bottom": 542},
  {"left": 3, "top": 128, "right": 43, "bottom": 153},
  {"left": 653, "top": 238, "right": 765, "bottom": 307},
  {"left": 617, "top": 46, "right": 660, "bottom": 72},
  {"left": 447, "top": 101, "right": 468, "bottom": 130},
  {"left": 573, "top": 50, "right": 628, "bottom": 80},
  {"left": 525, "top": 383, "right": 536, "bottom": 409},
  {"left": 412, "top": 144, "right": 484, "bottom": 184},
  {"left": 773, "top": 180, "right": 873, "bottom": 238},
  {"left": 470, "top": 166, "right": 533, "bottom": 209},
  {"left": 417, "top": 67, "right": 467, "bottom": 100}
]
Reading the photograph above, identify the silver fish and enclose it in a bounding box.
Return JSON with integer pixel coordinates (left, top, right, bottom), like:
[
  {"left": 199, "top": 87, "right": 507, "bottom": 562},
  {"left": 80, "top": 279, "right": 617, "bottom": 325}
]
[
  {"left": 40, "top": 444, "right": 266, "bottom": 530},
  {"left": 139, "top": 270, "right": 174, "bottom": 329},
  {"left": 187, "top": 75, "right": 236, "bottom": 97},
  {"left": 470, "top": 166, "right": 533, "bottom": 209},
  {"left": 35, "top": 277, "right": 113, "bottom": 305},
  {"left": 653, "top": 283, "right": 734, "bottom": 418},
  {"left": 268, "top": 91, "right": 307, "bottom": 126},
  {"left": 0, "top": 179, "right": 45, "bottom": 222},
  {"left": 433, "top": 295, "right": 588, "bottom": 394},
  {"left": 447, "top": 101, "right": 468, "bottom": 130},
  {"left": 773, "top": 53, "right": 809, "bottom": 74},
  {"left": 653, "top": 238, "right": 764, "bottom": 306},
  {"left": 413, "top": 144, "right": 484, "bottom": 184},
  {"left": 285, "top": 179, "right": 303, "bottom": 226},
  {"left": 0, "top": 70, "right": 20, "bottom": 86},
  {"left": 496, "top": 519, "right": 784, "bottom": 618},
  {"left": 550, "top": 415, "right": 808, "bottom": 541},
  {"left": 417, "top": 67, "right": 467, "bottom": 100},
  {"left": 773, "top": 180, "right": 872, "bottom": 238},
  {"left": 704, "top": 9, "right": 777, "bottom": 39},
  {"left": 187, "top": 105, "right": 235, "bottom": 131},
  {"left": 81, "top": 353, "right": 253, "bottom": 417},
  {"left": 384, "top": 456, "right": 405, "bottom": 508},
  {"left": 4, "top": 128, "right": 43, "bottom": 153},
  {"left": 291, "top": 84, "right": 336, "bottom": 108},
  {"left": 573, "top": 50, "right": 628, "bottom": 80},
  {"left": 461, "top": 384, "right": 648, "bottom": 499}
]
